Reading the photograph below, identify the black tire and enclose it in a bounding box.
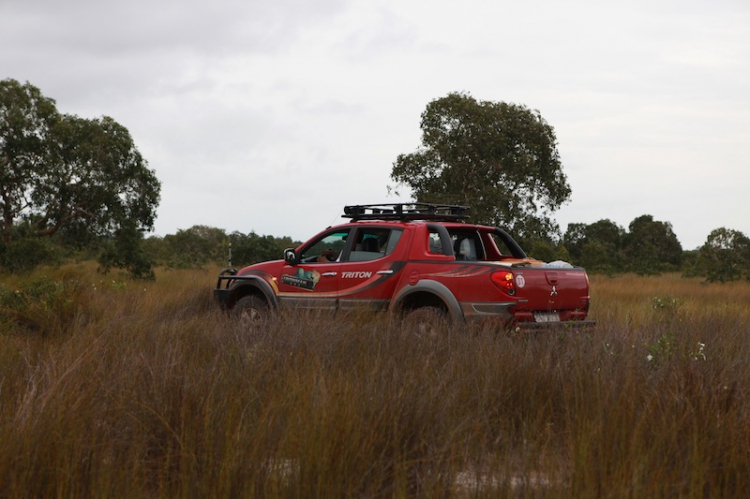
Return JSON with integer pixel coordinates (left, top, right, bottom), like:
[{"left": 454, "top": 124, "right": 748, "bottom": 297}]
[
  {"left": 232, "top": 295, "right": 270, "bottom": 328},
  {"left": 403, "top": 306, "right": 447, "bottom": 336}
]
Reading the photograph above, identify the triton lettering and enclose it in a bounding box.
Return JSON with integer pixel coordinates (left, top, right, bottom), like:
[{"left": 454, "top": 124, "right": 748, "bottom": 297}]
[{"left": 342, "top": 271, "right": 372, "bottom": 279}]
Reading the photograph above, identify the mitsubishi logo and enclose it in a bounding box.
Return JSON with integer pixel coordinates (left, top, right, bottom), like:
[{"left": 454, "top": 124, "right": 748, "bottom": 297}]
[{"left": 550, "top": 285, "right": 558, "bottom": 297}]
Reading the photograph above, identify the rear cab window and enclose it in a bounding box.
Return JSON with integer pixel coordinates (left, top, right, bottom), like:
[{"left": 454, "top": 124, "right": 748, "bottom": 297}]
[
  {"left": 428, "top": 227, "right": 486, "bottom": 261},
  {"left": 426, "top": 226, "right": 523, "bottom": 261},
  {"left": 447, "top": 229, "right": 484, "bottom": 261},
  {"left": 427, "top": 230, "right": 445, "bottom": 255},
  {"left": 347, "top": 227, "right": 403, "bottom": 262}
]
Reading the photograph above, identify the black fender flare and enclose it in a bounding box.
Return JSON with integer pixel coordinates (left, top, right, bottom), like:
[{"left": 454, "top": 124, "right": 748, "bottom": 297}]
[
  {"left": 389, "top": 279, "right": 464, "bottom": 324},
  {"left": 228, "top": 276, "right": 278, "bottom": 310}
]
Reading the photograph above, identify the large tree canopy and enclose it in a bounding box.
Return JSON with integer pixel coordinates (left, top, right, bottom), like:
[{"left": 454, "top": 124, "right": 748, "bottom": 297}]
[
  {"left": 0, "top": 79, "right": 160, "bottom": 246},
  {"left": 0, "top": 79, "right": 57, "bottom": 241},
  {"left": 622, "top": 215, "right": 682, "bottom": 275},
  {"left": 390, "top": 92, "right": 571, "bottom": 241},
  {"left": 564, "top": 219, "right": 626, "bottom": 273}
]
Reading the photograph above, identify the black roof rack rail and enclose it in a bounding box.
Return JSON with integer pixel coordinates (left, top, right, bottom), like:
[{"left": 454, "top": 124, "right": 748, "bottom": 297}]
[{"left": 343, "top": 203, "right": 469, "bottom": 222}]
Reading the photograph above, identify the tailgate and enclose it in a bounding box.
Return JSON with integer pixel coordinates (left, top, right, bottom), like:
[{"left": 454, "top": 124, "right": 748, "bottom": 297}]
[{"left": 511, "top": 267, "right": 590, "bottom": 314}]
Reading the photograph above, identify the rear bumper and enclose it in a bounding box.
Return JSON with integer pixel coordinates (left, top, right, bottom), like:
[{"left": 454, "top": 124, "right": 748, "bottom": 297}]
[
  {"left": 460, "top": 301, "right": 595, "bottom": 329},
  {"left": 460, "top": 301, "right": 515, "bottom": 321},
  {"left": 514, "top": 320, "right": 597, "bottom": 330}
]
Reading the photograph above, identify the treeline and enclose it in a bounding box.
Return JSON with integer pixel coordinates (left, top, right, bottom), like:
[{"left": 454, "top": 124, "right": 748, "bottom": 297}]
[
  {"left": 1, "top": 217, "right": 749, "bottom": 283},
  {"left": 142, "top": 226, "right": 299, "bottom": 269},
  {"left": 0, "top": 225, "right": 299, "bottom": 276},
  {"left": 522, "top": 214, "right": 750, "bottom": 283}
]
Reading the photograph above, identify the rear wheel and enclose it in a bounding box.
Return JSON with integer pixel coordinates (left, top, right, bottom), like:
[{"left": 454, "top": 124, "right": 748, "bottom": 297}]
[
  {"left": 232, "top": 295, "right": 270, "bottom": 328},
  {"left": 403, "top": 306, "right": 447, "bottom": 336}
]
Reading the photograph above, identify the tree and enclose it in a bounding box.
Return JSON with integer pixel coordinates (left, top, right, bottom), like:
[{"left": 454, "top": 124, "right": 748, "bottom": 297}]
[
  {"left": 161, "top": 225, "right": 228, "bottom": 269},
  {"left": 0, "top": 79, "right": 58, "bottom": 243},
  {"left": 142, "top": 226, "right": 300, "bottom": 269},
  {"left": 695, "top": 228, "right": 750, "bottom": 282},
  {"left": 229, "top": 231, "right": 298, "bottom": 267},
  {"left": 563, "top": 219, "right": 625, "bottom": 273},
  {"left": 0, "top": 79, "right": 160, "bottom": 275},
  {"left": 622, "top": 215, "right": 682, "bottom": 275},
  {"left": 390, "top": 92, "right": 571, "bottom": 242},
  {"left": 562, "top": 223, "right": 587, "bottom": 263},
  {"left": 98, "top": 220, "right": 155, "bottom": 279}
]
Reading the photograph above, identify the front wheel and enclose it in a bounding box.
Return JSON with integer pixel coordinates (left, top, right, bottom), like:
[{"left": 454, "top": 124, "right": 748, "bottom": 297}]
[{"left": 232, "top": 295, "right": 270, "bottom": 328}]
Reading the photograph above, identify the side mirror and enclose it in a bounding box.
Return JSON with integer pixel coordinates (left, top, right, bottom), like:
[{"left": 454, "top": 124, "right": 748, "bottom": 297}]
[{"left": 284, "top": 248, "right": 298, "bottom": 265}]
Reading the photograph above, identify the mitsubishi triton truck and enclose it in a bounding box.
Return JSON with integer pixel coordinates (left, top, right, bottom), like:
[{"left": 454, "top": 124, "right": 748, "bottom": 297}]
[{"left": 214, "top": 203, "right": 594, "bottom": 329}]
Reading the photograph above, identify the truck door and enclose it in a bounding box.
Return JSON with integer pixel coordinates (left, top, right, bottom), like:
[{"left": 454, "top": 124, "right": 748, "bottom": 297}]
[
  {"left": 278, "top": 229, "right": 350, "bottom": 312},
  {"left": 337, "top": 227, "right": 405, "bottom": 312}
]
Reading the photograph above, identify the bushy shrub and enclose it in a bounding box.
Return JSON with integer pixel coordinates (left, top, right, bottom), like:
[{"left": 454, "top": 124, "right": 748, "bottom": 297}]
[
  {"left": 0, "top": 275, "right": 84, "bottom": 336},
  {"left": 693, "top": 228, "right": 750, "bottom": 282},
  {"left": 97, "top": 223, "right": 155, "bottom": 280},
  {"left": 0, "top": 237, "right": 63, "bottom": 274}
]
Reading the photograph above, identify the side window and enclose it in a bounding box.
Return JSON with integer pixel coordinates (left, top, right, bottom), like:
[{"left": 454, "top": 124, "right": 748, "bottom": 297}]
[
  {"left": 488, "top": 230, "right": 526, "bottom": 259},
  {"left": 299, "top": 230, "right": 349, "bottom": 263},
  {"left": 427, "top": 230, "right": 444, "bottom": 254},
  {"left": 490, "top": 233, "right": 512, "bottom": 256},
  {"left": 427, "top": 225, "right": 458, "bottom": 257},
  {"left": 448, "top": 230, "right": 483, "bottom": 261},
  {"left": 384, "top": 230, "right": 402, "bottom": 255},
  {"left": 348, "top": 228, "right": 402, "bottom": 262}
]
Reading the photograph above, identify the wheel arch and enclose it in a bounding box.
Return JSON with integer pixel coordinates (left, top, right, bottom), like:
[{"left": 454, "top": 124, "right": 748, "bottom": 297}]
[
  {"left": 228, "top": 278, "right": 277, "bottom": 310},
  {"left": 389, "top": 280, "right": 464, "bottom": 324}
]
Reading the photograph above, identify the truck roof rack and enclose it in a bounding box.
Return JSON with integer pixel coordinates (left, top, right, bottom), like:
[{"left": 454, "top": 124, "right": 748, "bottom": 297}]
[{"left": 343, "top": 203, "right": 469, "bottom": 222}]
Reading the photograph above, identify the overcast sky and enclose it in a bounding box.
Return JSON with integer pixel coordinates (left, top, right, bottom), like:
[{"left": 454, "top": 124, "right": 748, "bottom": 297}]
[{"left": 2, "top": 0, "right": 748, "bottom": 250}]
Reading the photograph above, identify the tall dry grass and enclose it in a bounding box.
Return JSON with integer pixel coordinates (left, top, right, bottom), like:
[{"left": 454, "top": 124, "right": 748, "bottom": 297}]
[{"left": 1, "top": 266, "right": 749, "bottom": 497}]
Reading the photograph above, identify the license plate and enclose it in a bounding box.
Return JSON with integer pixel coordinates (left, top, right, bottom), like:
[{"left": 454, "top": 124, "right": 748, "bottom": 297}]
[{"left": 534, "top": 312, "right": 560, "bottom": 323}]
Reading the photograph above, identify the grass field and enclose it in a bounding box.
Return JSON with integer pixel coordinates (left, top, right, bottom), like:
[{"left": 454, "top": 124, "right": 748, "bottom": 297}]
[{"left": 1, "top": 265, "right": 749, "bottom": 497}]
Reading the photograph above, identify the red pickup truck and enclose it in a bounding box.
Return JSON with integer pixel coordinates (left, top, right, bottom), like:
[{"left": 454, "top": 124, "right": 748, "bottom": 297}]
[{"left": 214, "top": 203, "right": 593, "bottom": 329}]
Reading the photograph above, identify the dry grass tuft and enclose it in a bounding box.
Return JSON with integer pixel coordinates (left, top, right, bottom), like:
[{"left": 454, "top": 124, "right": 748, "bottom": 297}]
[{"left": 1, "top": 268, "right": 749, "bottom": 497}]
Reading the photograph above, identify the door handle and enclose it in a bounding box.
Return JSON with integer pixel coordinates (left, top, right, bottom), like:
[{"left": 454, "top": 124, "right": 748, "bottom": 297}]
[
  {"left": 377, "top": 270, "right": 394, "bottom": 275},
  {"left": 321, "top": 272, "right": 338, "bottom": 277}
]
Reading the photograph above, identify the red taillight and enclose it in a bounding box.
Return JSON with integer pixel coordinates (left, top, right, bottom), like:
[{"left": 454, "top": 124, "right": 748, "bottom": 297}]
[{"left": 491, "top": 271, "right": 515, "bottom": 295}]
